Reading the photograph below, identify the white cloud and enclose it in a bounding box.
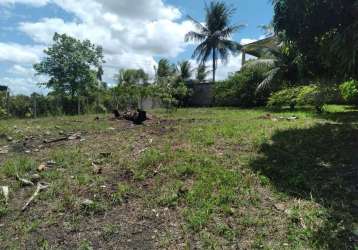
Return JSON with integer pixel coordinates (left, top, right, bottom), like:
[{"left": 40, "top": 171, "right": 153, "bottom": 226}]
[
  {"left": 215, "top": 54, "right": 243, "bottom": 80},
  {"left": 1, "top": 0, "right": 257, "bottom": 94},
  {"left": 0, "top": 0, "right": 49, "bottom": 7},
  {"left": 8, "top": 64, "right": 35, "bottom": 77},
  {"left": 2, "top": 64, "right": 49, "bottom": 95},
  {"left": 12, "top": 0, "right": 195, "bottom": 95},
  {"left": 189, "top": 53, "right": 244, "bottom": 81},
  {"left": 0, "top": 43, "right": 43, "bottom": 64},
  {"left": 240, "top": 38, "right": 257, "bottom": 45},
  {"left": 1, "top": 76, "right": 48, "bottom": 95},
  {"left": 98, "top": 0, "right": 181, "bottom": 20}
]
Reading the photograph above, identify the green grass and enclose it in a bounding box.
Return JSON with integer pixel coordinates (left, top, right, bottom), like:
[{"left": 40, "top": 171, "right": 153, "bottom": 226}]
[{"left": 0, "top": 106, "right": 357, "bottom": 249}]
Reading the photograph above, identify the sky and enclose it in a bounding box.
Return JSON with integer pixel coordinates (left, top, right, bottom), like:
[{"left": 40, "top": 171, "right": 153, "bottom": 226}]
[{"left": 0, "top": 0, "right": 273, "bottom": 95}]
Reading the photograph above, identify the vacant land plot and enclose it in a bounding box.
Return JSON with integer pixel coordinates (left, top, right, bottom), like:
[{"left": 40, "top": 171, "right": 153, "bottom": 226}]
[{"left": 0, "top": 106, "right": 357, "bottom": 249}]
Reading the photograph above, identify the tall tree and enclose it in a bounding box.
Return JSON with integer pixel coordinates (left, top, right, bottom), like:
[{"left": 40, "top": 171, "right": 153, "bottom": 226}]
[
  {"left": 196, "top": 64, "right": 211, "bottom": 82},
  {"left": 34, "top": 33, "right": 104, "bottom": 114},
  {"left": 155, "top": 59, "right": 176, "bottom": 80},
  {"left": 272, "top": 0, "right": 358, "bottom": 80},
  {"left": 243, "top": 42, "right": 300, "bottom": 92},
  {"left": 185, "top": 1, "right": 243, "bottom": 83},
  {"left": 177, "top": 61, "right": 193, "bottom": 81},
  {"left": 117, "top": 69, "right": 148, "bottom": 86}
]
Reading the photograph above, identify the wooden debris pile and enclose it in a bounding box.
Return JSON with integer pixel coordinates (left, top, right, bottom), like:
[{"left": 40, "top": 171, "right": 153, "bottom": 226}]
[{"left": 112, "top": 109, "right": 148, "bottom": 125}]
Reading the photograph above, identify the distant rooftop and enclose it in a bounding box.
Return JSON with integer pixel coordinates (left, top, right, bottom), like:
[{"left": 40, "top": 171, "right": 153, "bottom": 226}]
[
  {"left": 242, "top": 36, "right": 278, "bottom": 58},
  {"left": 0, "top": 86, "right": 8, "bottom": 92}
]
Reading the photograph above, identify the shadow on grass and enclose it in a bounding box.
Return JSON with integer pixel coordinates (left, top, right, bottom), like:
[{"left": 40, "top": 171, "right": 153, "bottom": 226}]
[
  {"left": 320, "top": 107, "right": 358, "bottom": 123},
  {"left": 250, "top": 123, "right": 358, "bottom": 248}
]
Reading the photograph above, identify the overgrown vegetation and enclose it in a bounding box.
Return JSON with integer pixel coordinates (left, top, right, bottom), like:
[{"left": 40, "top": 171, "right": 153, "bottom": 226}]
[
  {"left": 0, "top": 107, "right": 357, "bottom": 248},
  {"left": 340, "top": 80, "right": 358, "bottom": 105},
  {"left": 214, "top": 66, "right": 270, "bottom": 107}
]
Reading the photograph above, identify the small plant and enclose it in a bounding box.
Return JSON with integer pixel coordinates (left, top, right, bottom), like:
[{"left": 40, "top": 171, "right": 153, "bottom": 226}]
[
  {"left": 157, "top": 180, "right": 183, "bottom": 208},
  {"left": 111, "top": 183, "right": 132, "bottom": 205},
  {"left": 80, "top": 199, "right": 107, "bottom": 216},
  {"left": 0, "top": 203, "right": 8, "bottom": 218},
  {"left": 1, "top": 157, "right": 35, "bottom": 178},
  {"left": 102, "top": 224, "right": 121, "bottom": 241},
  {"left": 339, "top": 80, "right": 358, "bottom": 104},
  {"left": 78, "top": 240, "right": 93, "bottom": 250}
]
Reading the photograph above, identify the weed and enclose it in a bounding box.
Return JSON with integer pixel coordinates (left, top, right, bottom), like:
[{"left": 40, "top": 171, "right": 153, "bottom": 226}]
[
  {"left": 102, "top": 224, "right": 121, "bottom": 241},
  {"left": 111, "top": 182, "right": 132, "bottom": 205}
]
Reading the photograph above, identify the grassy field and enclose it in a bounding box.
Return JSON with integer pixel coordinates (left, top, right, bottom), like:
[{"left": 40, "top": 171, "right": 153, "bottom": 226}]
[{"left": 0, "top": 106, "right": 357, "bottom": 249}]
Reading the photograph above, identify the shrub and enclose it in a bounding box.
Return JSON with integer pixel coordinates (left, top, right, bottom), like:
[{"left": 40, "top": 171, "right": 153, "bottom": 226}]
[
  {"left": 339, "top": 80, "right": 358, "bottom": 104},
  {"left": 153, "top": 79, "right": 190, "bottom": 111},
  {"left": 8, "top": 95, "right": 32, "bottom": 118},
  {"left": 0, "top": 107, "right": 7, "bottom": 119},
  {"left": 214, "top": 67, "right": 270, "bottom": 107},
  {"left": 268, "top": 84, "right": 339, "bottom": 112},
  {"left": 267, "top": 87, "right": 301, "bottom": 110},
  {"left": 297, "top": 85, "right": 329, "bottom": 112}
]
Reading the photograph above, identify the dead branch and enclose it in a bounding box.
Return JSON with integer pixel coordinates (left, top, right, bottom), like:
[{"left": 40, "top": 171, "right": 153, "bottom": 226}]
[
  {"left": 43, "top": 137, "right": 68, "bottom": 144},
  {"left": 21, "top": 182, "right": 49, "bottom": 212},
  {"left": 1, "top": 186, "right": 9, "bottom": 204},
  {"left": 112, "top": 109, "right": 147, "bottom": 124},
  {"left": 16, "top": 174, "right": 35, "bottom": 186}
]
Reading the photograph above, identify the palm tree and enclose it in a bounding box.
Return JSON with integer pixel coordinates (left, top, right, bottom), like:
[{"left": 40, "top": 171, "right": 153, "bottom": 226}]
[
  {"left": 155, "top": 58, "right": 176, "bottom": 80},
  {"left": 117, "top": 69, "right": 148, "bottom": 86},
  {"left": 196, "top": 64, "right": 211, "bottom": 82},
  {"left": 185, "top": 1, "right": 243, "bottom": 83},
  {"left": 177, "top": 61, "right": 193, "bottom": 81},
  {"left": 243, "top": 43, "right": 298, "bottom": 92}
]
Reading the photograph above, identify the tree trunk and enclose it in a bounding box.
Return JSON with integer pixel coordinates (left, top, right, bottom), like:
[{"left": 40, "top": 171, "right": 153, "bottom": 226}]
[
  {"left": 212, "top": 48, "right": 216, "bottom": 83},
  {"left": 33, "top": 97, "right": 37, "bottom": 119},
  {"left": 77, "top": 96, "right": 81, "bottom": 115},
  {"left": 241, "top": 50, "right": 246, "bottom": 67}
]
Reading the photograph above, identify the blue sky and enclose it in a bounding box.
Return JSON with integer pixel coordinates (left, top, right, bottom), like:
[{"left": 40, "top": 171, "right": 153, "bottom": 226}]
[
  {"left": 0, "top": 0, "right": 273, "bottom": 95},
  {"left": 173, "top": 0, "right": 273, "bottom": 60}
]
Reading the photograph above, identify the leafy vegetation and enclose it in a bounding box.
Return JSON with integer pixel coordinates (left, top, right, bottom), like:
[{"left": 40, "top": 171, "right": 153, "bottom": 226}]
[
  {"left": 0, "top": 107, "right": 357, "bottom": 248},
  {"left": 185, "top": 1, "right": 242, "bottom": 82},
  {"left": 1, "top": 1, "right": 358, "bottom": 248},
  {"left": 340, "top": 80, "right": 358, "bottom": 105},
  {"left": 267, "top": 87, "right": 301, "bottom": 110},
  {"left": 34, "top": 33, "right": 105, "bottom": 115},
  {"left": 272, "top": 0, "right": 358, "bottom": 80},
  {"left": 214, "top": 66, "right": 270, "bottom": 107}
]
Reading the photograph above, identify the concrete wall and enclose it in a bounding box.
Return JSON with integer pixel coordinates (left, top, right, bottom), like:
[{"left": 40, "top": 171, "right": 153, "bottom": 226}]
[
  {"left": 140, "top": 97, "right": 162, "bottom": 110},
  {"left": 185, "top": 82, "right": 215, "bottom": 107},
  {"left": 140, "top": 82, "right": 215, "bottom": 109}
]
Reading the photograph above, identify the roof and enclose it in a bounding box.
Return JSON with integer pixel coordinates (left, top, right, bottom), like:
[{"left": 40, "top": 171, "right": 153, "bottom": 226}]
[
  {"left": 0, "top": 86, "right": 8, "bottom": 92},
  {"left": 242, "top": 36, "right": 278, "bottom": 58}
]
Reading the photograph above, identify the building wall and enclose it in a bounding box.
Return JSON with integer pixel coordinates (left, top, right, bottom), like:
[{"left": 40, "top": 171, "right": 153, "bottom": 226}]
[
  {"left": 185, "top": 82, "right": 215, "bottom": 107},
  {"left": 140, "top": 97, "right": 163, "bottom": 110},
  {"left": 141, "top": 82, "right": 215, "bottom": 109}
]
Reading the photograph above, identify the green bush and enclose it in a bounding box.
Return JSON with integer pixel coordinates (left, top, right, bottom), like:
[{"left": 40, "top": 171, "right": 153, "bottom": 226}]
[
  {"left": 268, "top": 84, "right": 339, "bottom": 112},
  {"left": 214, "top": 67, "right": 270, "bottom": 107},
  {"left": 339, "top": 80, "right": 358, "bottom": 104},
  {"left": 153, "top": 79, "right": 190, "bottom": 111},
  {"left": 0, "top": 107, "right": 7, "bottom": 118},
  {"left": 296, "top": 85, "right": 320, "bottom": 105},
  {"left": 0, "top": 92, "right": 7, "bottom": 118},
  {"left": 8, "top": 95, "right": 32, "bottom": 118},
  {"left": 297, "top": 85, "right": 331, "bottom": 112},
  {"left": 267, "top": 87, "right": 301, "bottom": 110}
]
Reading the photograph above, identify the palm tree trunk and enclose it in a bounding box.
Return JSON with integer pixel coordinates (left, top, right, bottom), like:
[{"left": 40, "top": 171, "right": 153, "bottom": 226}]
[
  {"left": 212, "top": 48, "right": 216, "bottom": 83},
  {"left": 77, "top": 96, "right": 81, "bottom": 115}
]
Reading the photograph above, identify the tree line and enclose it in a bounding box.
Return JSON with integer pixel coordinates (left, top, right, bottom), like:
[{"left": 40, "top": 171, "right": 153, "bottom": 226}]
[{"left": 2, "top": 0, "right": 358, "bottom": 118}]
